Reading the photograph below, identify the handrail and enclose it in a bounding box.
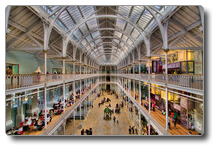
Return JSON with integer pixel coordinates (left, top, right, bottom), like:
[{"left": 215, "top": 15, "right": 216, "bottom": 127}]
[
  {"left": 6, "top": 73, "right": 203, "bottom": 92},
  {"left": 6, "top": 73, "right": 203, "bottom": 76}
]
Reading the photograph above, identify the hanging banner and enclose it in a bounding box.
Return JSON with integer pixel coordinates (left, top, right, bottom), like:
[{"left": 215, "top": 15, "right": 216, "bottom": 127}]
[
  {"left": 180, "top": 96, "right": 188, "bottom": 109},
  {"left": 155, "top": 95, "right": 160, "bottom": 100},
  {"left": 174, "top": 104, "right": 181, "bottom": 111}
]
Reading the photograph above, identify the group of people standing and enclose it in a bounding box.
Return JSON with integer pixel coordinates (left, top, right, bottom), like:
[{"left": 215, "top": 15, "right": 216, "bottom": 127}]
[
  {"left": 167, "top": 111, "right": 178, "bottom": 130},
  {"left": 81, "top": 128, "right": 92, "bottom": 135},
  {"left": 129, "top": 126, "right": 138, "bottom": 135},
  {"left": 113, "top": 116, "right": 119, "bottom": 124}
]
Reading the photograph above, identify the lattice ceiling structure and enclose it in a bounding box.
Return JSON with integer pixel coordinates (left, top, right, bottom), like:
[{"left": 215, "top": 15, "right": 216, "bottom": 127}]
[{"left": 6, "top": 6, "right": 203, "bottom": 67}]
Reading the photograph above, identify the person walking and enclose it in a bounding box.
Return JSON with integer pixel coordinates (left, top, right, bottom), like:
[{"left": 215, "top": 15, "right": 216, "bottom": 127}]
[
  {"left": 89, "top": 128, "right": 92, "bottom": 135},
  {"left": 171, "top": 111, "right": 174, "bottom": 117},
  {"left": 152, "top": 102, "right": 155, "bottom": 112},
  {"left": 113, "top": 116, "right": 116, "bottom": 123},
  {"left": 168, "top": 116, "right": 171, "bottom": 130},
  {"left": 81, "top": 129, "right": 84, "bottom": 135},
  {"left": 129, "top": 126, "right": 131, "bottom": 134},
  {"left": 132, "top": 126, "right": 135, "bottom": 134},
  {"left": 135, "top": 127, "right": 138, "bottom": 134},
  {"left": 117, "top": 120, "right": 119, "bottom": 124},
  {"left": 174, "top": 111, "right": 178, "bottom": 129}
]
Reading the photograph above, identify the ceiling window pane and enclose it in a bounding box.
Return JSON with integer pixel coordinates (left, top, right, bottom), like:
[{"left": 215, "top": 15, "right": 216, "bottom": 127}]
[
  {"left": 127, "top": 39, "right": 133, "bottom": 46},
  {"left": 125, "top": 23, "right": 133, "bottom": 34},
  {"left": 130, "top": 6, "right": 144, "bottom": 23},
  {"left": 137, "top": 9, "right": 153, "bottom": 29},
  {"left": 73, "top": 29, "right": 82, "bottom": 40},
  {"left": 86, "top": 35, "right": 92, "bottom": 42},
  {"left": 79, "top": 6, "right": 94, "bottom": 18},
  {"left": 113, "top": 39, "right": 120, "bottom": 44},
  {"left": 116, "top": 18, "right": 126, "bottom": 30},
  {"left": 122, "top": 35, "right": 128, "bottom": 42},
  {"left": 114, "top": 31, "right": 122, "bottom": 38},
  {"left": 92, "top": 31, "right": 100, "bottom": 38},
  {"left": 79, "top": 23, "right": 88, "bottom": 35},
  {"left": 67, "top": 6, "right": 83, "bottom": 24},
  {"left": 118, "top": 6, "right": 131, "bottom": 17},
  {"left": 81, "top": 39, "right": 87, "bottom": 46},
  {"left": 131, "top": 29, "right": 140, "bottom": 39},
  {"left": 86, "top": 19, "right": 98, "bottom": 30}
]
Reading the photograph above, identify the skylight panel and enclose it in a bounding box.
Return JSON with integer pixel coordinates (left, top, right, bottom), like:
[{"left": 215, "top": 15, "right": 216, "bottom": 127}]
[
  {"left": 137, "top": 9, "right": 153, "bottom": 29},
  {"left": 114, "top": 31, "right": 122, "bottom": 38},
  {"left": 79, "top": 23, "right": 88, "bottom": 35},
  {"left": 113, "top": 39, "right": 120, "bottom": 44},
  {"left": 125, "top": 23, "right": 133, "bottom": 34},
  {"left": 122, "top": 35, "right": 128, "bottom": 42},
  {"left": 116, "top": 19, "right": 126, "bottom": 30},
  {"left": 67, "top": 6, "right": 83, "bottom": 24},
  {"left": 73, "top": 29, "right": 82, "bottom": 40},
  {"left": 86, "top": 45, "right": 91, "bottom": 50},
  {"left": 120, "top": 42, "right": 124, "bottom": 47},
  {"left": 90, "top": 42, "right": 95, "bottom": 48},
  {"left": 124, "top": 45, "right": 128, "bottom": 51},
  {"left": 59, "top": 11, "right": 75, "bottom": 28},
  {"left": 86, "top": 19, "right": 98, "bottom": 30},
  {"left": 127, "top": 39, "right": 133, "bottom": 46},
  {"left": 71, "top": 35, "right": 78, "bottom": 42},
  {"left": 95, "top": 39, "right": 101, "bottom": 44},
  {"left": 118, "top": 6, "right": 131, "bottom": 17},
  {"left": 50, "top": 6, "right": 59, "bottom": 12},
  {"left": 79, "top": 6, "right": 94, "bottom": 18},
  {"left": 81, "top": 39, "right": 87, "bottom": 46},
  {"left": 130, "top": 6, "right": 144, "bottom": 23},
  {"left": 92, "top": 31, "right": 100, "bottom": 38},
  {"left": 131, "top": 29, "right": 140, "bottom": 39},
  {"left": 86, "top": 35, "right": 92, "bottom": 42}
]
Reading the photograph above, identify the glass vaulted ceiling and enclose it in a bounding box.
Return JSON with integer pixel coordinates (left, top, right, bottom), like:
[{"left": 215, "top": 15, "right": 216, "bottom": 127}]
[{"left": 41, "top": 6, "right": 170, "bottom": 64}]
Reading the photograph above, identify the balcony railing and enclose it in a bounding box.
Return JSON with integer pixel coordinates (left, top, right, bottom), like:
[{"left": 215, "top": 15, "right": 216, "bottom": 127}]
[
  {"left": 6, "top": 73, "right": 203, "bottom": 91},
  {"left": 6, "top": 74, "right": 99, "bottom": 90},
  {"left": 120, "top": 74, "right": 203, "bottom": 91}
]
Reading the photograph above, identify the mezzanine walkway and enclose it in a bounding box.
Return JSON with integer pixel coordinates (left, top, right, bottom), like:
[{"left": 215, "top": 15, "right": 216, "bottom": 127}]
[
  {"left": 129, "top": 90, "right": 200, "bottom": 135},
  {"left": 23, "top": 84, "right": 95, "bottom": 135}
]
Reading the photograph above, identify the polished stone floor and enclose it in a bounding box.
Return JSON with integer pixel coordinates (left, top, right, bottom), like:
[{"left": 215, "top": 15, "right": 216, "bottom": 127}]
[{"left": 64, "top": 92, "right": 135, "bottom": 135}]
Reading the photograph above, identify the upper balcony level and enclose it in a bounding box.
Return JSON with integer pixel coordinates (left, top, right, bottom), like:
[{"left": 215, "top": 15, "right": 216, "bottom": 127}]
[
  {"left": 118, "top": 74, "right": 203, "bottom": 95},
  {"left": 6, "top": 73, "right": 203, "bottom": 95}
]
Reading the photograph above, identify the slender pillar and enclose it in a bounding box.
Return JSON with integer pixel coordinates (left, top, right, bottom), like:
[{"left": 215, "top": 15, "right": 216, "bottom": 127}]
[
  {"left": 139, "top": 81, "right": 141, "bottom": 105},
  {"left": 73, "top": 81, "right": 76, "bottom": 104},
  {"left": 133, "top": 104, "right": 135, "bottom": 123},
  {"left": 80, "top": 104, "right": 82, "bottom": 121},
  {"left": 138, "top": 62, "right": 141, "bottom": 105},
  {"left": 21, "top": 97, "right": 24, "bottom": 120},
  {"left": 44, "top": 50, "right": 47, "bottom": 133},
  {"left": 148, "top": 57, "right": 151, "bottom": 114},
  {"left": 80, "top": 64, "right": 82, "bottom": 99},
  {"left": 139, "top": 110, "right": 141, "bottom": 135},
  {"left": 73, "top": 111, "right": 75, "bottom": 135},
  {"left": 133, "top": 63, "right": 135, "bottom": 99},
  {"left": 164, "top": 49, "right": 169, "bottom": 131},
  {"left": 148, "top": 120, "right": 150, "bottom": 135},
  {"left": 63, "top": 121, "right": 65, "bottom": 135},
  {"left": 6, "top": 6, "right": 11, "bottom": 31},
  {"left": 62, "top": 58, "right": 66, "bottom": 112},
  {"left": 73, "top": 62, "right": 76, "bottom": 104}
]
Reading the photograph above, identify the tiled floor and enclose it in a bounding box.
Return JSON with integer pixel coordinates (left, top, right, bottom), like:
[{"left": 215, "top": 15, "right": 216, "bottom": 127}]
[{"left": 64, "top": 92, "right": 135, "bottom": 135}]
